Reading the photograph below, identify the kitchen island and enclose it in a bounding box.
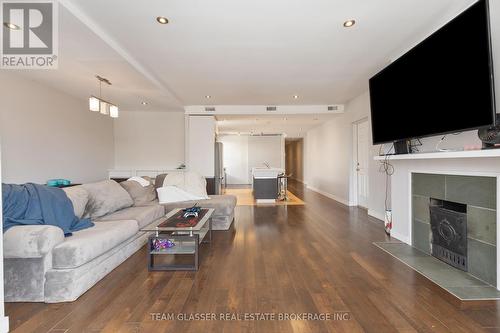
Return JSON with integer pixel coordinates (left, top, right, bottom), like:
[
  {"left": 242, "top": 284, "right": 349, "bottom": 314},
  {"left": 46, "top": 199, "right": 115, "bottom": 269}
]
[{"left": 252, "top": 167, "right": 284, "bottom": 203}]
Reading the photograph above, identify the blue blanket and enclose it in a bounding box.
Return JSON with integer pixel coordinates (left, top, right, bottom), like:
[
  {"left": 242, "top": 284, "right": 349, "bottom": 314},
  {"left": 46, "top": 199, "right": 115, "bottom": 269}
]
[{"left": 2, "top": 183, "right": 94, "bottom": 236}]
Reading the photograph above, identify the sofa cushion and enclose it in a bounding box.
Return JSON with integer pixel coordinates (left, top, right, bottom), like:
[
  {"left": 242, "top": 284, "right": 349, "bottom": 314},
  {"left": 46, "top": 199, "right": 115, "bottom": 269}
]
[
  {"left": 97, "top": 205, "right": 165, "bottom": 229},
  {"left": 52, "top": 220, "right": 138, "bottom": 269},
  {"left": 4, "top": 225, "right": 65, "bottom": 258},
  {"left": 161, "top": 195, "right": 236, "bottom": 217},
  {"left": 82, "top": 180, "right": 134, "bottom": 219},
  {"left": 63, "top": 186, "right": 89, "bottom": 219},
  {"left": 120, "top": 178, "right": 157, "bottom": 207}
]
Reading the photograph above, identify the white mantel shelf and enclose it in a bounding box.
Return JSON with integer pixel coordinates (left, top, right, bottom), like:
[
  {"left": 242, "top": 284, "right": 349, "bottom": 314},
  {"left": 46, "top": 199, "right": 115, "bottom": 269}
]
[{"left": 374, "top": 149, "right": 500, "bottom": 161}]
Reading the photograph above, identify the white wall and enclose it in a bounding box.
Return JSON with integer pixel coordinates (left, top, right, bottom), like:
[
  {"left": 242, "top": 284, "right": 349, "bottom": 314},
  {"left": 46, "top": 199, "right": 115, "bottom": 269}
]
[
  {"left": 247, "top": 136, "right": 283, "bottom": 180},
  {"left": 219, "top": 135, "right": 284, "bottom": 185},
  {"left": 187, "top": 115, "right": 215, "bottom": 177},
  {"left": 412, "top": 131, "right": 481, "bottom": 152},
  {"left": 0, "top": 73, "right": 114, "bottom": 184},
  {"left": 306, "top": 114, "right": 350, "bottom": 205},
  {"left": 114, "top": 111, "right": 185, "bottom": 170},
  {"left": 220, "top": 135, "right": 249, "bottom": 184},
  {"left": 305, "top": 92, "right": 386, "bottom": 218},
  {"left": 305, "top": 92, "right": 387, "bottom": 218}
]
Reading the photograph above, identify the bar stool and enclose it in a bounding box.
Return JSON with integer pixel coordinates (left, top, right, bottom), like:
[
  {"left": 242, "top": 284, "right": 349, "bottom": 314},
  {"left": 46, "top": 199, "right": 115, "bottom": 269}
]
[{"left": 277, "top": 173, "right": 292, "bottom": 201}]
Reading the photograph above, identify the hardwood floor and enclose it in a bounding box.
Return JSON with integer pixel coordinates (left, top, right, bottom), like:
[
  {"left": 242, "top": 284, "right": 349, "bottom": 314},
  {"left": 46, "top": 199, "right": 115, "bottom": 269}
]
[{"left": 6, "top": 180, "right": 500, "bottom": 332}]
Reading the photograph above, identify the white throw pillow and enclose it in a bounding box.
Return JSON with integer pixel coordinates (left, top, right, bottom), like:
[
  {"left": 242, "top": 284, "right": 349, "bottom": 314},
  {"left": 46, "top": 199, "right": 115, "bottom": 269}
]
[
  {"left": 162, "top": 171, "right": 209, "bottom": 199},
  {"left": 157, "top": 186, "right": 208, "bottom": 204},
  {"left": 162, "top": 172, "right": 184, "bottom": 188}
]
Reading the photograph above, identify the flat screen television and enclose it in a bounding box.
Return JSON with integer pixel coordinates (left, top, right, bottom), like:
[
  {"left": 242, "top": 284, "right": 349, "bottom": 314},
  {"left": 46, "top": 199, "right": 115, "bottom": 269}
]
[{"left": 369, "top": 0, "right": 496, "bottom": 145}]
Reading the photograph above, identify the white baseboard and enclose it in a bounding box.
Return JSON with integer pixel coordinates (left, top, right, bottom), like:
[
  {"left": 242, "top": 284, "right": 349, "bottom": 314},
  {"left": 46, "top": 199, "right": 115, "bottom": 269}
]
[
  {"left": 306, "top": 186, "right": 355, "bottom": 207},
  {"left": 368, "top": 209, "right": 385, "bottom": 222},
  {"left": 0, "top": 316, "right": 9, "bottom": 333},
  {"left": 389, "top": 231, "right": 411, "bottom": 245}
]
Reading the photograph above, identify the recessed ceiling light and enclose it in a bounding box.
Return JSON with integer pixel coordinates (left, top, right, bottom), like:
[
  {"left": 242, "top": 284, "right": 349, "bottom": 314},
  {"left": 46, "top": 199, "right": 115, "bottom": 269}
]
[
  {"left": 293, "top": 95, "right": 299, "bottom": 99},
  {"left": 4, "top": 22, "right": 20, "bottom": 30},
  {"left": 141, "top": 101, "right": 148, "bottom": 105},
  {"left": 343, "top": 20, "right": 356, "bottom": 28},
  {"left": 156, "top": 16, "right": 169, "bottom": 24},
  {"left": 205, "top": 95, "right": 211, "bottom": 99}
]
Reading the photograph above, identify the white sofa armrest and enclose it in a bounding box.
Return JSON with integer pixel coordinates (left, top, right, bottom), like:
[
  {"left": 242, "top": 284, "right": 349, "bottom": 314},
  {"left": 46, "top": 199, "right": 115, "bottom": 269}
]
[{"left": 4, "top": 225, "right": 65, "bottom": 258}]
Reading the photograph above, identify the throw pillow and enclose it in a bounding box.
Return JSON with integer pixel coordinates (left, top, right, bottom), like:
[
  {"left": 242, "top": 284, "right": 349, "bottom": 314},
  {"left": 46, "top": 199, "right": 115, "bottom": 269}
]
[
  {"left": 155, "top": 173, "right": 168, "bottom": 189},
  {"left": 162, "top": 171, "right": 209, "bottom": 199},
  {"left": 62, "top": 186, "right": 89, "bottom": 219},
  {"left": 120, "top": 177, "right": 157, "bottom": 206},
  {"left": 82, "top": 180, "right": 134, "bottom": 219}
]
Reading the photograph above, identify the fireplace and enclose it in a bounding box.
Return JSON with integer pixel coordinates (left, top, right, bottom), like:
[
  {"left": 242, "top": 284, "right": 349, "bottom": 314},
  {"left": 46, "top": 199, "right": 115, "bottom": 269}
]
[
  {"left": 411, "top": 173, "right": 497, "bottom": 287},
  {"left": 429, "top": 199, "right": 467, "bottom": 271}
]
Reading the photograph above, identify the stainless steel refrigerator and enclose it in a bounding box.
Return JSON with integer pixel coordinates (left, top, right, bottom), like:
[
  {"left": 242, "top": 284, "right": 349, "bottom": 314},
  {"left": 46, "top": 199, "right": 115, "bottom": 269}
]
[{"left": 214, "top": 142, "right": 224, "bottom": 195}]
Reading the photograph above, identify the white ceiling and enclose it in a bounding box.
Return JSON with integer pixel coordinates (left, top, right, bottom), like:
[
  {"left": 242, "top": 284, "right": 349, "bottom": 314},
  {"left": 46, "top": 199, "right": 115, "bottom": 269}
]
[
  {"left": 216, "top": 114, "right": 338, "bottom": 138},
  {"left": 16, "top": 0, "right": 478, "bottom": 111},
  {"left": 16, "top": 5, "right": 182, "bottom": 111}
]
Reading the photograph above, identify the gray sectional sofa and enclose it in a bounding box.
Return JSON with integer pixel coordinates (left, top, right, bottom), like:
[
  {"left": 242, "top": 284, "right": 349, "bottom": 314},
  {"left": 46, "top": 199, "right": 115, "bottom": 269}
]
[{"left": 3, "top": 177, "right": 236, "bottom": 303}]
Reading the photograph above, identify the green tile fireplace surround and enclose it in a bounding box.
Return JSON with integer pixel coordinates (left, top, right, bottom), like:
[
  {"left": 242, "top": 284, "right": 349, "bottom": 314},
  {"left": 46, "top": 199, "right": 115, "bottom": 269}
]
[{"left": 412, "top": 173, "right": 497, "bottom": 287}]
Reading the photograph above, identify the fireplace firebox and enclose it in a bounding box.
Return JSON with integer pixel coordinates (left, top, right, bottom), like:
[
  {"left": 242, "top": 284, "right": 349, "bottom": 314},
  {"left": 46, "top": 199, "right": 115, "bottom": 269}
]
[{"left": 429, "top": 199, "right": 468, "bottom": 271}]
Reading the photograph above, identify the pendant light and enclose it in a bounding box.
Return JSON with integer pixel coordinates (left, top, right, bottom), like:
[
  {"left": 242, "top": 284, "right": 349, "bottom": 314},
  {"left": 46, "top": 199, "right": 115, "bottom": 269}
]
[{"left": 88, "top": 75, "right": 119, "bottom": 118}]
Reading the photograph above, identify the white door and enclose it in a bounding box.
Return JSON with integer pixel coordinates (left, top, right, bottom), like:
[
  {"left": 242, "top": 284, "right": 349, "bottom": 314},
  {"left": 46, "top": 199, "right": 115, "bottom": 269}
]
[{"left": 356, "top": 120, "right": 369, "bottom": 208}]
